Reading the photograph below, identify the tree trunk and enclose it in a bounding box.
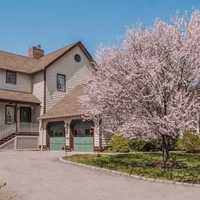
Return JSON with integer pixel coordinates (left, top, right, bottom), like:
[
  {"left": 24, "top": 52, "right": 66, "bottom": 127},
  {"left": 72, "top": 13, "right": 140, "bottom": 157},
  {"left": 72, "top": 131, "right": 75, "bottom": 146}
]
[{"left": 161, "top": 135, "right": 170, "bottom": 169}]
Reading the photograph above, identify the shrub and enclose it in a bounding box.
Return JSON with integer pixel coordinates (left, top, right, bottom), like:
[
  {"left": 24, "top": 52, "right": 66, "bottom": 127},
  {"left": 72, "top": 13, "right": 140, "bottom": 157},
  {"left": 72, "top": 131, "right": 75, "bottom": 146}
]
[
  {"left": 129, "top": 137, "right": 178, "bottom": 152},
  {"left": 109, "top": 134, "right": 130, "bottom": 152},
  {"left": 128, "top": 139, "right": 146, "bottom": 151},
  {"left": 176, "top": 131, "right": 200, "bottom": 153},
  {"left": 142, "top": 139, "right": 161, "bottom": 152},
  {"left": 128, "top": 138, "right": 161, "bottom": 152}
]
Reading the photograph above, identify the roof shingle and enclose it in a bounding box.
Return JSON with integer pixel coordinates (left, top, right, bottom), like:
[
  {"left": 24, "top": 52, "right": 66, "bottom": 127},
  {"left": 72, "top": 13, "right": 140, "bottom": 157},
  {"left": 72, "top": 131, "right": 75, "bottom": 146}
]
[
  {"left": 0, "top": 41, "right": 91, "bottom": 74},
  {"left": 0, "top": 90, "right": 40, "bottom": 104},
  {"left": 40, "top": 84, "right": 87, "bottom": 119}
]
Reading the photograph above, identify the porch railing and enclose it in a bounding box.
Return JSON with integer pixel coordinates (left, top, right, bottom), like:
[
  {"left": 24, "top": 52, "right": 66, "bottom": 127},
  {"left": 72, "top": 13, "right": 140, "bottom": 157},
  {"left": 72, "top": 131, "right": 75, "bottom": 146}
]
[
  {"left": 18, "top": 122, "right": 39, "bottom": 133},
  {"left": 0, "top": 122, "right": 39, "bottom": 141},
  {"left": 0, "top": 124, "right": 16, "bottom": 140}
]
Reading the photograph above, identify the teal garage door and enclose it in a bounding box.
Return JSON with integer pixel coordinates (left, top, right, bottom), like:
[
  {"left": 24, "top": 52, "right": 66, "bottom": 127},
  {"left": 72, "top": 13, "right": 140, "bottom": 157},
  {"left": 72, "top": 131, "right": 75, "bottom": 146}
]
[
  {"left": 74, "top": 137, "right": 93, "bottom": 152},
  {"left": 48, "top": 122, "right": 65, "bottom": 151},
  {"left": 50, "top": 137, "right": 65, "bottom": 151},
  {"left": 71, "top": 119, "right": 94, "bottom": 152}
]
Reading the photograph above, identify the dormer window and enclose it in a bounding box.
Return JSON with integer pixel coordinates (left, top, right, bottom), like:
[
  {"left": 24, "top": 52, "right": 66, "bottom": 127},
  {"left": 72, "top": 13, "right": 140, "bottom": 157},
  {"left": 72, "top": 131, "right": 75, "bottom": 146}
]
[
  {"left": 57, "top": 74, "right": 66, "bottom": 92},
  {"left": 6, "top": 70, "right": 16, "bottom": 85}
]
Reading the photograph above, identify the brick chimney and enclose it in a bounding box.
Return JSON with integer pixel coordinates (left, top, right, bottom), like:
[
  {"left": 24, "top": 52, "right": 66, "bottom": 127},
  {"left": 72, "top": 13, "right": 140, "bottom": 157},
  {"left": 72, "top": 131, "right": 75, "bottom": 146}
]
[{"left": 28, "top": 45, "right": 44, "bottom": 59}]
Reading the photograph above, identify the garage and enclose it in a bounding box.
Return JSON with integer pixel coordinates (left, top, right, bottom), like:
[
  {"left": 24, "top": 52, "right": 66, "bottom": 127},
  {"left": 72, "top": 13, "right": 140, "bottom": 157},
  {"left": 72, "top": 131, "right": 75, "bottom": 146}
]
[
  {"left": 40, "top": 85, "right": 101, "bottom": 152},
  {"left": 71, "top": 120, "right": 94, "bottom": 152},
  {"left": 47, "top": 122, "right": 65, "bottom": 151}
]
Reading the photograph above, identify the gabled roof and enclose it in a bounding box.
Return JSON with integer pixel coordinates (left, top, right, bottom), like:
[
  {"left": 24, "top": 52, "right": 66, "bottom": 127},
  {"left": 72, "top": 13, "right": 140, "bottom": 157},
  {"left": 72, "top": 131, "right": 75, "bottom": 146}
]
[
  {"left": 0, "top": 41, "right": 93, "bottom": 74},
  {"left": 0, "top": 90, "right": 40, "bottom": 104},
  {"left": 40, "top": 84, "right": 87, "bottom": 119}
]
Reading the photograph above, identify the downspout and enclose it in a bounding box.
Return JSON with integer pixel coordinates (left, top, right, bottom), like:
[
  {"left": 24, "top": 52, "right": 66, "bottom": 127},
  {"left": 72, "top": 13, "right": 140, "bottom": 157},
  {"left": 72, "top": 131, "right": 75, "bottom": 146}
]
[
  {"left": 15, "top": 104, "right": 18, "bottom": 150},
  {"left": 41, "top": 69, "right": 46, "bottom": 150},
  {"left": 43, "top": 69, "right": 46, "bottom": 114},
  {"left": 15, "top": 104, "right": 18, "bottom": 135},
  {"left": 44, "top": 69, "right": 46, "bottom": 149},
  {"left": 40, "top": 119, "right": 43, "bottom": 151}
]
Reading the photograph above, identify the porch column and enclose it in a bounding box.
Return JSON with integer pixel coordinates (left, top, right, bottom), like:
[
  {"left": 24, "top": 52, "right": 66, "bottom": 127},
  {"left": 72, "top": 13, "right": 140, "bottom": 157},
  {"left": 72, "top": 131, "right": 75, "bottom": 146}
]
[
  {"left": 39, "top": 119, "right": 47, "bottom": 150},
  {"left": 94, "top": 118, "right": 101, "bottom": 151},
  {"left": 16, "top": 104, "right": 20, "bottom": 134},
  {"left": 64, "top": 119, "right": 71, "bottom": 151}
]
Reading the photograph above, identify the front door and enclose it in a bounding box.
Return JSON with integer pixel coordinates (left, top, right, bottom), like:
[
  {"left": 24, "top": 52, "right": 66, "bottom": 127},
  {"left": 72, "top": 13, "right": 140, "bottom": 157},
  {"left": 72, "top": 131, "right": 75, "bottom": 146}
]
[
  {"left": 48, "top": 122, "right": 65, "bottom": 151},
  {"left": 20, "top": 107, "right": 31, "bottom": 122}
]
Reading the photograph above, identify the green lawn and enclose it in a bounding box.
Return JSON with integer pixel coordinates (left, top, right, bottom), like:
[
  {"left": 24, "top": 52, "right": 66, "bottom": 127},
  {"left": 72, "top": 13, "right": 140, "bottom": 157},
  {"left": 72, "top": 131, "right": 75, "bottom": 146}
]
[{"left": 64, "top": 152, "right": 200, "bottom": 184}]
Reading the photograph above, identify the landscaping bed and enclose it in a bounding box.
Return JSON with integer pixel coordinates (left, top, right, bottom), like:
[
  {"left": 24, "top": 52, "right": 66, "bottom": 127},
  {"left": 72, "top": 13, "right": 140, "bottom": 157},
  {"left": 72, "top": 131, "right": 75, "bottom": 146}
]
[{"left": 64, "top": 152, "right": 200, "bottom": 184}]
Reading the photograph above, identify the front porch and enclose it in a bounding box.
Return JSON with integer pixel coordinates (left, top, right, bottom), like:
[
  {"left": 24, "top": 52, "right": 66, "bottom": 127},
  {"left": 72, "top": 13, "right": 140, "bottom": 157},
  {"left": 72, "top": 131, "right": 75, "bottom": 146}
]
[
  {"left": 0, "top": 101, "right": 40, "bottom": 149},
  {"left": 0, "top": 122, "right": 39, "bottom": 141}
]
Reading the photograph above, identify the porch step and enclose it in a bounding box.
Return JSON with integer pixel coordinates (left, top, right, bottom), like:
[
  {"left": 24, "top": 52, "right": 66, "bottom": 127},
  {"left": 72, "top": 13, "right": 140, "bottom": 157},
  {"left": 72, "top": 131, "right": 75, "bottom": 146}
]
[{"left": 0, "top": 133, "right": 16, "bottom": 145}]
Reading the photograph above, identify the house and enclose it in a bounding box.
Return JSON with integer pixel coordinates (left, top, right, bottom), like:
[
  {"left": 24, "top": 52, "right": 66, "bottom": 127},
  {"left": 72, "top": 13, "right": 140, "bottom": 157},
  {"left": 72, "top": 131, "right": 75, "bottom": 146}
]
[{"left": 0, "top": 41, "right": 107, "bottom": 152}]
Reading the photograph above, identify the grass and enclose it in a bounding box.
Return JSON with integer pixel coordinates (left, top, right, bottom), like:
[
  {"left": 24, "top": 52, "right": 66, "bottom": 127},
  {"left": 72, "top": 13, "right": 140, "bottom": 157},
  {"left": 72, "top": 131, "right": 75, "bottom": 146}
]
[{"left": 64, "top": 152, "right": 200, "bottom": 184}]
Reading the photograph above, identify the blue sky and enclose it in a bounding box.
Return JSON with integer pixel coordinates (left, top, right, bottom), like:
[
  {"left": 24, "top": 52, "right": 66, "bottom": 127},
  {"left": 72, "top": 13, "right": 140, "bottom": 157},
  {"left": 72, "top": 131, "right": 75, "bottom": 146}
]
[{"left": 0, "top": 0, "right": 200, "bottom": 55}]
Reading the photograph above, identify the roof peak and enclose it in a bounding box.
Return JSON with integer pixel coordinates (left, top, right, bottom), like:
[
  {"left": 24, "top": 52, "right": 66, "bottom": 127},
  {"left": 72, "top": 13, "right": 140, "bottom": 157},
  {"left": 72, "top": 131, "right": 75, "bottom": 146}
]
[
  {"left": 0, "top": 41, "right": 92, "bottom": 74},
  {"left": 0, "top": 41, "right": 80, "bottom": 59}
]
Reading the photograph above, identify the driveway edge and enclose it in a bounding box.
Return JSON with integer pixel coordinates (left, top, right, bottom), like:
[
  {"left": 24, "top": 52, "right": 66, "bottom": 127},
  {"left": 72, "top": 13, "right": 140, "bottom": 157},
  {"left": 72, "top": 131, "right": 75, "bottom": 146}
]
[{"left": 59, "top": 156, "right": 200, "bottom": 188}]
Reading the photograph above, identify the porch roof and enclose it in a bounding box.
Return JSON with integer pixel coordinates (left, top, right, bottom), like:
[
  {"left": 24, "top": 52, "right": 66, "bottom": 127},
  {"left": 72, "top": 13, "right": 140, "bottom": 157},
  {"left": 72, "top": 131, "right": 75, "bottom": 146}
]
[
  {"left": 0, "top": 90, "right": 40, "bottom": 104},
  {"left": 40, "top": 84, "right": 87, "bottom": 120}
]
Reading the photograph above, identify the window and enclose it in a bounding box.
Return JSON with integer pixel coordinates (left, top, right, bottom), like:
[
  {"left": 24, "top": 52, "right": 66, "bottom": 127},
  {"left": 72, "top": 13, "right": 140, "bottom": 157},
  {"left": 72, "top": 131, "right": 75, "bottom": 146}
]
[
  {"left": 85, "top": 128, "right": 93, "bottom": 136},
  {"left": 20, "top": 107, "right": 31, "bottom": 122},
  {"left": 6, "top": 71, "right": 16, "bottom": 84},
  {"left": 57, "top": 74, "right": 66, "bottom": 92},
  {"left": 74, "top": 54, "right": 81, "bottom": 62},
  {"left": 5, "top": 105, "right": 16, "bottom": 124}
]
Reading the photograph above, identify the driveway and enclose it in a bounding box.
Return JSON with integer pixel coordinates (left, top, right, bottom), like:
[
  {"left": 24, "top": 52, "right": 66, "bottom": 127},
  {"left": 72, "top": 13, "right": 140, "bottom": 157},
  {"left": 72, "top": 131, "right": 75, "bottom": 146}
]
[{"left": 0, "top": 151, "right": 200, "bottom": 200}]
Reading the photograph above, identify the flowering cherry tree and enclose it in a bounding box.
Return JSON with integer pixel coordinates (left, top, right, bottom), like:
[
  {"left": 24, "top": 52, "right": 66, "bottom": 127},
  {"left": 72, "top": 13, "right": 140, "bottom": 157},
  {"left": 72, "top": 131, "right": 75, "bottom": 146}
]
[{"left": 81, "top": 11, "right": 200, "bottom": 165}]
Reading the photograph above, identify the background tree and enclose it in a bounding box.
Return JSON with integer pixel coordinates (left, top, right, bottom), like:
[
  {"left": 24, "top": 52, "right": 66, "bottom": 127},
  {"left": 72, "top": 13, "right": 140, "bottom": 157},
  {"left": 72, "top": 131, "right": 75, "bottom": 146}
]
[{"left": 81, "top": 11, "right": 200, "bottom": 166}]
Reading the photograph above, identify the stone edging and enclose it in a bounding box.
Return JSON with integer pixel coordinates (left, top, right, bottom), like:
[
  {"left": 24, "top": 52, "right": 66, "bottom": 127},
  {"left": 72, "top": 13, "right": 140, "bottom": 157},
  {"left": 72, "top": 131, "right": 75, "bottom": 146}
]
[{"left": 59, "top": 156, "right": 200, "bottom": 188}]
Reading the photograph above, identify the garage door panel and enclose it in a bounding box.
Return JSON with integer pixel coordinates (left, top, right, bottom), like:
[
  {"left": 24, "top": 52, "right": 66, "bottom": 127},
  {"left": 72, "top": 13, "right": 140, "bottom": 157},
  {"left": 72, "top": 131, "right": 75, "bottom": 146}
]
[
  {"left": 74, "top": 137, "right": 93, "bottom": 152},
  {"left": 50, "top": 137, "right": 65, "bottom": 151},
  {"left": 48, "top": 122, "right": 65, "bottom": 151}
]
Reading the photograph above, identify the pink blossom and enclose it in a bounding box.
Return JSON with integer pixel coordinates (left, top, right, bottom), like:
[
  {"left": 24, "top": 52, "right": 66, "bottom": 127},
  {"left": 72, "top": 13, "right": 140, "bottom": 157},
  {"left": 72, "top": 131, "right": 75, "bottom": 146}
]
[{"left": 81, "top": 11, "right": 200, "bottom": 139}]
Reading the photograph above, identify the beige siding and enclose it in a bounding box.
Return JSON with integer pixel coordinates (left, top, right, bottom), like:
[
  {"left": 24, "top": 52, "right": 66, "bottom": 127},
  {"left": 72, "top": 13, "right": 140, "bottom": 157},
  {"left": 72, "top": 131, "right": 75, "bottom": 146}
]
[
  {"left": 16, "top": 103, "right": 40, "bottom": 123},
  {"left": 32, "top": 71, "right": 44, "bottom": 115},
  {"left": 0, "top": 136, "right": 39, "bottom": 150},
  {"left": 0, "top": 103, "right": 5, "bottom": 127},
  {"left": 0, "top": 69, "right": 32, "bottom": 93},
  {"left": 15, "top": 136, "right": 38, "bottom": 150},
  {"left": 101, "top": 131, "right": 112, "bottom": 148},
  {"left": 0, "top": 102, "right": 16, "bottom": 127},
  {"left": 46, "top": 46, "right": 92, "bottom": 111},
  {"left": 0, "top": 103, "right": 39, "bottom": 129},
  {"left": 32, "top": 106, "right": 41, "bottom": 122}
]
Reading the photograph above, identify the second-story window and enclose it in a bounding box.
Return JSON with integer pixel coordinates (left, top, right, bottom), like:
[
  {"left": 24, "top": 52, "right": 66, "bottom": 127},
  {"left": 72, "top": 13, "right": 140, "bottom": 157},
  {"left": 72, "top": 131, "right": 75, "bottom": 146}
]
[
  {"left": 57, "top": 74, "right": 66, "bottom": 92},
  {"left": 6, "top": 70, "right": 16, "bottom": 85}
]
